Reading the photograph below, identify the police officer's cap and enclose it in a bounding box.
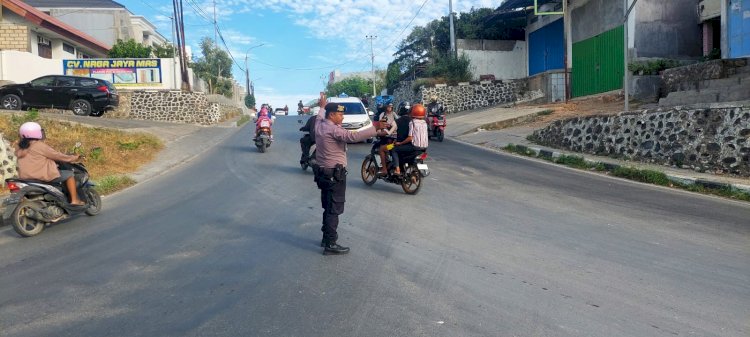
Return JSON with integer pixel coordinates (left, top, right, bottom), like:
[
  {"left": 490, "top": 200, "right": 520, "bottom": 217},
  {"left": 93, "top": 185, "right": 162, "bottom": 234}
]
[{"left": 325, "top": 103, "right": 346, "bottom": 114}]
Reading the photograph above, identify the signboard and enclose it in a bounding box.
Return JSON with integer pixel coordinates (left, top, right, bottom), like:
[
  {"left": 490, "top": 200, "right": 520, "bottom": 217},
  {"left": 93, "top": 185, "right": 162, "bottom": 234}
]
[{"left": 63, "top": 59, "right": 162, "bottom": 86}]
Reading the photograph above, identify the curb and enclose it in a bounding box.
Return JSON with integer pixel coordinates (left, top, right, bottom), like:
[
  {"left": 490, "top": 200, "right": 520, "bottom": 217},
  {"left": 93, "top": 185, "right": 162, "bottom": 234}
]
[{"left": 508, "top": 143, "right": 750, "bottom": 194}]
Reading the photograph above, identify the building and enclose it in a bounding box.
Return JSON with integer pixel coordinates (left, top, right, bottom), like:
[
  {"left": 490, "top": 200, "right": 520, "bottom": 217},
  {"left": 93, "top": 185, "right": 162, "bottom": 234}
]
[
  {"left": 700, "top": 0, "right": 750, "bottom": 59},
  {"left": 25, "top": 0, "right": 168, "bottom": 49},
  {"left": 1, "top": 0, "right": 109, "bottom": 59},
  {"left": 567, "top": 0, "right": 702, "bottom": 97}
]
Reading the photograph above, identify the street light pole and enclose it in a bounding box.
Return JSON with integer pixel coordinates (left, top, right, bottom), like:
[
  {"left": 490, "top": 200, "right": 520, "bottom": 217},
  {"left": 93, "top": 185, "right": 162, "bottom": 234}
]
[
  {"left": 244, "top": 43, "right": 265, "bottom": 97},
  {"left": 170, "top": 16, "right": 177, "bottom": 90},
  {"left": 449, "top": 0, "right": 456, "bottom": 58},
  {"left": 366, "top": 35, "right": 377, "bottom": 97}
]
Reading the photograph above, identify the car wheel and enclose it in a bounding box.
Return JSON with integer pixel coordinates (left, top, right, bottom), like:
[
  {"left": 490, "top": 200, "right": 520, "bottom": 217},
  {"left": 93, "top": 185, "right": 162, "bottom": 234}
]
[
  {"left": 1, "top": 94, "right": 22, "bottom": 110},
  {"left": 71, "top": 99, "right": 92, "bottom": 116}
]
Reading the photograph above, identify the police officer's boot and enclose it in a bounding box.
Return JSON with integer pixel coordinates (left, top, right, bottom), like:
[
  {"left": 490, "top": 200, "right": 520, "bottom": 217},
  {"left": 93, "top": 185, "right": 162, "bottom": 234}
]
[{"left": 323, "top": 242, "right": 350, "bottom": 255}]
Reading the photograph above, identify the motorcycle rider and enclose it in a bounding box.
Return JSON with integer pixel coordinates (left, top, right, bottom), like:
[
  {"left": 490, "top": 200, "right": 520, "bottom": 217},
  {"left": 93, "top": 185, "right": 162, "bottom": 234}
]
[
  {"left": 299, "top": 113, "right": 317, "bottom": 165},
  {"left": 375, "top": 102, "right": 398, "bottom": 175},
  {"left": 255, "top": 107, "right": 273, "bottom": 140},
  {"left": 391, "top": 104, "right": 428, "bottom": 176},
  {"left": 378, "top": 101, "right": 411, "bottom": 175},
  {"left": 298, "top": 100, "right": 304, "bottom": 114},
  {"left": 14, "top": 122, "right": 84, "bottom": 206}
]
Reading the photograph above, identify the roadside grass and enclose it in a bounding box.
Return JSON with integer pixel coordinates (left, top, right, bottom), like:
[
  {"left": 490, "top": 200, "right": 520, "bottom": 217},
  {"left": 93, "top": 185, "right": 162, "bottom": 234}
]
[
  {"left": 0, "top": 112, "right": 163, "bottom": 195},
  {"left": 237, "top": 115, "right": 251, "bottom": 126},
  {"left": 502, "top": 143, "right": 750, "bottom": 202},
  {"left": 92, "top": 175, "right": 137, "bottom": 195}
]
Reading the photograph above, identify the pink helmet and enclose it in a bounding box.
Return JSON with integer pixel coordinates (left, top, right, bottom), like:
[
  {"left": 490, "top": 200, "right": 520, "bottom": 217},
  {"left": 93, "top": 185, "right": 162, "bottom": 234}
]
[{"left": 19, "top": 122, "right": 43, "bottom": 139}]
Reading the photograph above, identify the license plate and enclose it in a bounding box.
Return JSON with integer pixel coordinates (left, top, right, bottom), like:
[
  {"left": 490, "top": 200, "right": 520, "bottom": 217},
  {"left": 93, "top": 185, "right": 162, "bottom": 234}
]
[{"left": 417, "top": 163, "right": 428, "bottom": 171}]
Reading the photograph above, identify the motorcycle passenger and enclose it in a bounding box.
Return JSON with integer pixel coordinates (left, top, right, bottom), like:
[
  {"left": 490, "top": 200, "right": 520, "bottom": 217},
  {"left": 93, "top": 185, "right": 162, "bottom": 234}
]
[
  {"left": 255, "top": 107, "right": 273, "bottom": 140},
  {"left": 14, "top": 122, "right": 84, "bottom": 206},
  {"left": 299, "top": 114, "right": 317, "bottom": 165},
  {"left": 391, "top": 104, "right": 428, "bottom": 176},
  {"left": 375, "top": 103, "right": 398, "bottom": 175}
]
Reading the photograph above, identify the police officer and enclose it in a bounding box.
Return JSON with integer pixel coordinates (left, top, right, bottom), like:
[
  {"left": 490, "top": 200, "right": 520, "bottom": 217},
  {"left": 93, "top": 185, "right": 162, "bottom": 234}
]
[{"left": 314, "top": 102, "right": 388, "bottom": 255}]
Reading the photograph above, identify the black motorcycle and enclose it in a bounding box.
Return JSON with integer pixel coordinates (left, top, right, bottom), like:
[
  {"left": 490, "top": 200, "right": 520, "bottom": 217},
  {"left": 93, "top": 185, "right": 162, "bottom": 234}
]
[
  {"left": 360, "top": 144, "right": 429, "bottom": 195},
  {"left": 3, "top": 161, "right": 102, "bottom": 237}
]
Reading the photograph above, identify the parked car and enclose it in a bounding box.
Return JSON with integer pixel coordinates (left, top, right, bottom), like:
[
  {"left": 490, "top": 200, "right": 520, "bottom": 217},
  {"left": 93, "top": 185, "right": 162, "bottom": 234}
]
[
  {"left": 0, "top": 75, "right": 118, "bottom": 116},
  {"left": 326, "top": 95, "right": 375, "bottom": 143}
]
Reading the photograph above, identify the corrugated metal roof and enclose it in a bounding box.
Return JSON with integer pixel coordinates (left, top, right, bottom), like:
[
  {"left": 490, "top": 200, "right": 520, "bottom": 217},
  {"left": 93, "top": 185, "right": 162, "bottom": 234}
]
[
  {"left": 498, "top": 0, "right": 533, "bottom": 11},
  {"left": 23, "top": 0, "right": 125, "bottom": 9}
]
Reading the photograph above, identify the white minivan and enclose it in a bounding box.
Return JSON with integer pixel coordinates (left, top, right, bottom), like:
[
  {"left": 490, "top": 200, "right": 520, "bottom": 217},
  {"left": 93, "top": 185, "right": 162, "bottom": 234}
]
[{"left": 326, "top": 96, "right": 375, "bottom": 141}]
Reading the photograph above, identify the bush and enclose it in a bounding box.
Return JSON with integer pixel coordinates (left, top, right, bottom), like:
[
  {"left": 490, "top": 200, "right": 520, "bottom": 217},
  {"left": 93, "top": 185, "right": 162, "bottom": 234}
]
[
  {"left": 611, "top": 167, "right": 670, "bottom": 185},
  {"left": 628, "top": 59, "right": 681, "bottom": 75},
  {"left": 427, "top": 54, "right": 473, "bottom": 85}
]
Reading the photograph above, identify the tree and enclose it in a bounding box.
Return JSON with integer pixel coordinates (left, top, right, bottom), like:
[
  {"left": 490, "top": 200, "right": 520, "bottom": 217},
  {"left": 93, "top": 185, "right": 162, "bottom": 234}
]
[
  {"left": 191, "top": 38, "right": 234, "bottom": 97},
  {"left": 152, "top": 43, "right": 175, "bottom": 58},
  {"left": 108, "top": 39, "right": 152, "bottom": 58},
  {"left": 326, "top": 76, "right": 382, "bottom": 98},
  {"left": 244, "top": 94, "right": 256, "bottom": 109},
  {"left": 385, "top": 61, "right": 403, "bottom": 92},
  {"left": 428, "top": 54, "right": 473, "bottom": 84}
]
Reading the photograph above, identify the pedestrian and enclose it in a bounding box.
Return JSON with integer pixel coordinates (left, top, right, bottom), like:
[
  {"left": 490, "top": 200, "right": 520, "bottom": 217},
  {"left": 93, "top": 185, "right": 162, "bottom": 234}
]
[{"left": 314, "top": 102, "right": 388, "bottom": 255}]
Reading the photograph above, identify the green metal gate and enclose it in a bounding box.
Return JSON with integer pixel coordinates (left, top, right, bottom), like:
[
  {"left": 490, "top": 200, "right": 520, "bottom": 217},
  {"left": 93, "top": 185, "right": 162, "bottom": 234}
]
[{"left": 572, "top": 26, "right": 624, "bottom": 97}]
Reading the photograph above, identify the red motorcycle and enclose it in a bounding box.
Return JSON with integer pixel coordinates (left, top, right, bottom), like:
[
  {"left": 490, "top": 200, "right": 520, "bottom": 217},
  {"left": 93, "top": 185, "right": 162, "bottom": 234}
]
[{"left": 428, "top": 114, "right": 446, "bottom": 142}]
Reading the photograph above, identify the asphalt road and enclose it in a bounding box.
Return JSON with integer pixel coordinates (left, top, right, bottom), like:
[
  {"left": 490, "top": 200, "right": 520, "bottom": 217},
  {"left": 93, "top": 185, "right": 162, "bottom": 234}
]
[{"left": 1, "top": 116, "right": 748, "bottom": 337}]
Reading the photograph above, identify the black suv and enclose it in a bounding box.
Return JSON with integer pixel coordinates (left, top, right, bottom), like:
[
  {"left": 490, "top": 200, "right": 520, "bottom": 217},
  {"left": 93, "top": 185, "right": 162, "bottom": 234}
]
[{"left": 0, "top": 75, "right": 119, "bottom": 116}]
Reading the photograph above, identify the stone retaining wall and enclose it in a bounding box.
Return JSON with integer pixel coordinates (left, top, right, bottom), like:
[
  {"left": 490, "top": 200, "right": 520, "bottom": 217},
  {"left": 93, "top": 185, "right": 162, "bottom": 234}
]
[
  {"left": 531, "top": 106, "right": 750, "bottom": 176},
  {"left": 0, "top": 135, "right": 17, "bottom": 182},
  {"left": 393, "top": 79, "right": 529, "bottom": 114},
  {"left": 125, "top": 91, "right": 222, "bottom": 125},
  {"left": 661, "top": 58, "right": 747, "bottom": 93}
]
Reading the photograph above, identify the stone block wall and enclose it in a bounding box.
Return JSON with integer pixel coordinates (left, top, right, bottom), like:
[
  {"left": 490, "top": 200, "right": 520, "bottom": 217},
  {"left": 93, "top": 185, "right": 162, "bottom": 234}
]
[
  {"left": 661, "top": 58, "right": 747, "bottom": 94},
  {"left": 531, "top": 106, "right": 750, "bottom": 176},
  {"left": 393, "top": 79, "right": 528, "bottom": 114},
  {"left": 125, "top": 91, "right": 221, "bottom": 125},
  {"left": 0, "top": 135, "right": 18, "bottom": 182},
  {"left": 0, "top": 24, "right": 29, "bottom": 52}
]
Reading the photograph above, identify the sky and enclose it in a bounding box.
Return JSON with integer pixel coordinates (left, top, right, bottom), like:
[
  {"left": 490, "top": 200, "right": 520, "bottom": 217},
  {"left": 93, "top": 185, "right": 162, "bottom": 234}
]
[{"left": 118, "top": 0, "right": 499, "bottom": 109}]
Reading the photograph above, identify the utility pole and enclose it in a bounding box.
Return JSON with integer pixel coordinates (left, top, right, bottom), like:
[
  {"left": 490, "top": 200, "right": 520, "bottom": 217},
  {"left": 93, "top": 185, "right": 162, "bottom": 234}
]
[
  {"left": 213, "top": 0, "right": 218, "bottom": 45},
  {"left": 170, "top": 16, "right": 177, "bottom": 90},
  {"left": 449, "top": 0, "right": 456, "bottom": 58},
  {"left": 623, "top": 0, "right": 640, "bottom": 112},
  {"left": 366, "top": 35, "right": 377, "bottom": 97}
]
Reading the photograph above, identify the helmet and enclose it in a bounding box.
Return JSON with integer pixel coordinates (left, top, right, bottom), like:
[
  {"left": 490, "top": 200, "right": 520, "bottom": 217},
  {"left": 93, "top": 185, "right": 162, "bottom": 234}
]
[
  {"left": 411, "top": 104, "right": 426, "bottom": 118},
  {"left": 398, "top": 101, "right": 411, "bottom": 116},
  {"left": 19, "top": 122, "right": 43, "bottom": 139}
]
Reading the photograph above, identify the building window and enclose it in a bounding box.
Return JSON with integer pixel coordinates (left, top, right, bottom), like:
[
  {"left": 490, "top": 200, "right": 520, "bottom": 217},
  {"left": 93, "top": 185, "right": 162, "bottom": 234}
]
[
  {"left": 63, "top": 43, "right": 75, "bottom": 54},
  {"left": 37, "top": 35, "right": 52, "bottom": 59}
]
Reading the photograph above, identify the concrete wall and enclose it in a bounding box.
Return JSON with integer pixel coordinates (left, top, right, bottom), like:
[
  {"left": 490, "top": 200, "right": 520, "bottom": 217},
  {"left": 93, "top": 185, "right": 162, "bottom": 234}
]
[
  {"left": 570, "top": 0, "right": 626, "bottom": 43},
  {"left": 48, "top": 9, "right": 129, "bottom": 47},
  {"left": 531, "top": 105, "right": 750, "bottom": 176},
  {"left": 457, "top": 39, "right": 527, "bottom": 80},
  {"left": 0, "top": 51, "right": 60, "bottom": 84},
  {"left": 632, "top": 0, "right": 702, "bottom": 59}
]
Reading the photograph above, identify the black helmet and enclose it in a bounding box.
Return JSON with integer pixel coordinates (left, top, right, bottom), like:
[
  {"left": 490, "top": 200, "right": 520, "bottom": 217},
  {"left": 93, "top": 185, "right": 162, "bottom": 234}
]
[{"left": 398, "top": 101, "right": 411, "bottom": 116}]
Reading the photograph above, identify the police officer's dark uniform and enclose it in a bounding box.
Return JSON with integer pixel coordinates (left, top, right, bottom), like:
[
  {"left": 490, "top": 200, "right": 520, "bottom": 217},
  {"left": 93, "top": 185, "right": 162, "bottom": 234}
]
[{"left": 313, "top": 103, "right": 385, "bottom": 254}]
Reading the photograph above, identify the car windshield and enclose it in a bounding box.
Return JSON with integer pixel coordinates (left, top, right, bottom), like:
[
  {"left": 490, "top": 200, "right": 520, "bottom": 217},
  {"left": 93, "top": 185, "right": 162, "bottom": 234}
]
[{"left": 338, "top": 102, "right": 365, "bottom": 115}]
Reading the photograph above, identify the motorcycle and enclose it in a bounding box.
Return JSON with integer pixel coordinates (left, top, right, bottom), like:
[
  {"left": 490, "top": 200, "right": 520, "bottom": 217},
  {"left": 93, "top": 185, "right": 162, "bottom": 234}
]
[
  {"left": 3, "top": 161, "right": 102, "bottom": 237},
  {"left": 360, "top": 145, "right": 429, "bottom": 195},
  {"left": 254, "top": 118, "right": 272, "bottom": 153},
  {"left": 301, "top": 147, "right": 317, "bottom": 171},
  {"left": 427, "top": 104, "right": 446, "bottom": 142},
  {"left": 428, "top": 114, "right": 446, "bottom": 142}
]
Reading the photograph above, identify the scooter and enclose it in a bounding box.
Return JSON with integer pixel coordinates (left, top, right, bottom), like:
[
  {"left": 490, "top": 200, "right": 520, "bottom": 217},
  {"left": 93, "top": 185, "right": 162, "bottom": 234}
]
[
  {"left": 428, "top": 114, "right": 446, "bottom": 142},
  {"left": 360, "top": 147, "right": 429, "bottom": 195},
  {"left": 254, "top": 118, "right": 272, "bottom": 153},
  {"left": 3, "top": 161, "right": 102, "bottom": 237}
]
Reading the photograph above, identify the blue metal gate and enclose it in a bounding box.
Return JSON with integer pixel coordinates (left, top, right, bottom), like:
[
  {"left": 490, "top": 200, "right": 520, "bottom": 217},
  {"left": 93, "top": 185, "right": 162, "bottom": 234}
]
[
  {"left": 528, "top": 18, "right": 565, "bottom": 76},
  {"left": 729, "top": 0, "right": 750, "bottom": 57}
]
